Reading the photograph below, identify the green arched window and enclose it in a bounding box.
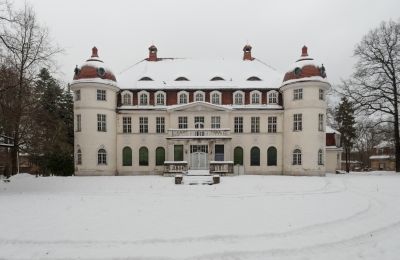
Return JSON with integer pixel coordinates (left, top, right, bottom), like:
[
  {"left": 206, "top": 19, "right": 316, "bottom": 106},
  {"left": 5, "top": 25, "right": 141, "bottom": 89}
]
[
  {"left": 234, "top": 146, "right": 243, "bottom": 165},
  {"left": 267, "top": 146, "right": 277, "bottom": 166},
  {"left": 139, "top": 147, "right": 149, "bottom": 166},
  {"left": 250, "top": 147, "right": 260, "bottom": 166},
  {"left": 155, "top": 147, "right": 165, "bottom": 166},
  {"left": 122, "top": 146, "right": 132, "bottom": 166}
]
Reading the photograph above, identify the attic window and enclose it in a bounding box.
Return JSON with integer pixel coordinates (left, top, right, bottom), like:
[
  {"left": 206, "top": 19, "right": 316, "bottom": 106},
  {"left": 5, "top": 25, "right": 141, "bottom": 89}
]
[
  {"left": 139, "top": 77, "right": 153, "bottom": 81},
  {"left": 175, "top": 77, "right": 189, "bottom": 81},
  {"left": 210, "top": 76, "right": 225, "bottom": 81},
  {"left": 247, "top": 76, "right": 262, "bottom": 81}
]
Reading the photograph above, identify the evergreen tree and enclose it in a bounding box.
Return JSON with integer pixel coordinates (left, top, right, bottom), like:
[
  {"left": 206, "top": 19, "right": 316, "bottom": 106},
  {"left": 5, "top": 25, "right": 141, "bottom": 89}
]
[{"left": 336, "top": 97, "right": 357, "bottom": 172}]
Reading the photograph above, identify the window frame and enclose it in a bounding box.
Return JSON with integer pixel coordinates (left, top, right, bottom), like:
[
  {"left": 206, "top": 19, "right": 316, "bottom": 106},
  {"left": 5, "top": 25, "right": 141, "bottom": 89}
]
[
  {"left": 318, "top": 114, "right": 324, "bottom": 132},
  {"left": 122, "top": 116, "right": 132, "bottom": 133},
  {"left": 156, "top": 117, "right": 165, "bottom": 133},
  {"left": 121, "top": 91, "right": 132, "bottom": 105},
  {"left": 267, "top": 146, "right": 277, "bottom": 166},
  {"left": 139, "top": 117, "right": 148, "bottom": 133},
  {"left": 178, "top": 116, "right": 188, "bottom": 129},
  {"left": 211, "top": 116, "right": 221, "bottom": 129},
  {"left": 76, "top": 114, "right": 81, "bottom": 132},
  {"left": 97, "top": 148, "right": 107, "bottom": 165},
  {"left": 233, "top": 91, "right": 244, "bottom": 105},
  {"left": 178, "top": 91, "right": 189, "bottom": 104},
  {"left": 139, "top": 147, "right": 149, "bottom": 166},
  {"left": 268, "top": 116, "right": 277, "bottom": 133},
  {"left": 122, "top": 146, "right": 132, "bottom": 166},
  {"left": 97, "top": 114, "right": 107, "bottom": 132},
  {"left": 268, "top": 91, "right": 278, "bottom": 104},
  {"left": 318, "top": 149, "right": 324, "bottom": 165},
  {"left": 97, "top": 89, "right": 106, "bottom": 101},
  {"left": 250, "top": 146, "right": 260, "bottom": 166},
  {"left": 75, "top": 90, "right": 81, "bottom": 101},
  {"left": 292, "top": 149, "right": 302, "bottom": 165},
  {"left": 77, "top": 148, "right": 82, "bottom": 165},
  {"left": 210, "top": 91, "right": 221, "bottom": 105},
  {"left": 251, "top": 117, "right": 260, "bottom": 133},
  {"left": 234, "top": 117, "right": 243, "bottom": 133},
  {"left": 293, "top": 113, "right": 302, "bottom": 131},
  {"left": 293, "top": 88, "right": 303, "bottom": 100},
  {"left": 250, "top": 90, "right": 261, "bottom": 104},
  {"left": 155, "top": 147, "right": 165, "bottom": 166},
  {"left": 194, "top": 91, "right": 205, "bottom": 102},
  {"left": 138, "top": 91, "right": 149, "bottom": 106},
  {"left": 155, "top": 91, "right": 166, "bottom": 106},
  {"left": 319, "top": 89, "right": 324, "bottom": 100}
]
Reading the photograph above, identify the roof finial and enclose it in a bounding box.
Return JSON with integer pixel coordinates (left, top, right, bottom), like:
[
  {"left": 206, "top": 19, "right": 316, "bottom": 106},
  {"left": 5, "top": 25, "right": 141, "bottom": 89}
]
[
  {"left": 91, "top": 46, "right": 99, "bottom": 58},
  {"left": 301, "top": 45, "right": 308, "bottom": 57}
]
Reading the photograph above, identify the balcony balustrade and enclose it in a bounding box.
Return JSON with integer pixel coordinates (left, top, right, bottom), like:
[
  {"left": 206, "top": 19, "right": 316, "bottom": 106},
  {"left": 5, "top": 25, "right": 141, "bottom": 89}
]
[{"left": 167, "top": 128, "right": 231, "bottom": 139}]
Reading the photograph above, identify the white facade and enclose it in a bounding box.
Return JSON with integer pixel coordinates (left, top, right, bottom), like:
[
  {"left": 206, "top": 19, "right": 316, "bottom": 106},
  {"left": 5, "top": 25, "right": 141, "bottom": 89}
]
[{"left": 71, "top": 45, "right": 339, "bottom": 176}]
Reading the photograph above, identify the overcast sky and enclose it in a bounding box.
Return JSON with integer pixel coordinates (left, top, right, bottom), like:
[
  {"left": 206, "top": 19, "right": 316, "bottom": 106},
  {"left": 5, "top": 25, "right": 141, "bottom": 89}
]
[{"left": 14, "top": 0, "right": 400, "bottom": 86}]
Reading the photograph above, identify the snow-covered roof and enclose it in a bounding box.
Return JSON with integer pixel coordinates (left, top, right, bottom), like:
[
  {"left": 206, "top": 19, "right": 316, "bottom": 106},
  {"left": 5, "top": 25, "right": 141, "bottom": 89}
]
[
  {"left": 369, "top": 155, "right": 393, "bottom": 160},
  {"left": 326, "top": 126, "right": 340, "bottom": 134},
  {"left": 374, "top": 141, "right": 393, "bottom": 149},
  {"left": 117, "top": 58, "right": 283, "bottom": 90}
]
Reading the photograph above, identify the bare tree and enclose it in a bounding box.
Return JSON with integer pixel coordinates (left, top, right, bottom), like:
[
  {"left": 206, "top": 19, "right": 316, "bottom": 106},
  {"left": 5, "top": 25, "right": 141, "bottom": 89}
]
[
  {"left": 0, "top": 3, "right": 61, "bottom": 174},
  {"left": 341, "top": 20, "right": 400, "bottom": 172}
]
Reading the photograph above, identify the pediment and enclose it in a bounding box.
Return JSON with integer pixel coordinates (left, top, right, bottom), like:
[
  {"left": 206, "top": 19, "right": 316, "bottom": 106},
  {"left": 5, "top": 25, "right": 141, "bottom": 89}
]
[{"left": 168, "top": 101, "right": 231, "bottom": 112}]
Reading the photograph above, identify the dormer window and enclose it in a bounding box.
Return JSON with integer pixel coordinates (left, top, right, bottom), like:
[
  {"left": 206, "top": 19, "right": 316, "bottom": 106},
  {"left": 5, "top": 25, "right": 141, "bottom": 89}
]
[
  {"left": 175, "top": 77, "right": 189, "bottom": 81},
  {"left": 210, "top": 76, "right": 225, "bottom": 81},
  {"left": 178, "top": 91, "right": 189, "bottom": 104},
  {"left": 233, "top": 91, "right": 244, "bottom": 105},
  {"left": 138, "top": 91, "right": 149, "bottom": 106},
  {"left": 250, "top": 91, "right": 261, "bottom": 104},
  {"left": 247, "top": 76, "right": 262, "bottom": 81},
  {"left": 268, "top": 91, "right": 278, "bottom": 104},
  {"left": 155, "top": 91, "right": 166, "bottom": 106},
  {"left": 194, "top": 91, "right": 205, "bottom": 102},
  {"left": 139, "top": 77, "right": 153, "bottom": 81},
  {"left": 122, "top": 91, "right": 132, "bottom": 105},
  {"left": 210, "top": 91, "right": 221, "bottom": 105}
]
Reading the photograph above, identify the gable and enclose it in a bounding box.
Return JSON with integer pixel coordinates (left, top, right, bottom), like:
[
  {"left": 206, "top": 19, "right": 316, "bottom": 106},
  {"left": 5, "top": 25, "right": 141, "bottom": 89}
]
[{"left": 167, "top": 101, "right": 231, "bottom": 112}]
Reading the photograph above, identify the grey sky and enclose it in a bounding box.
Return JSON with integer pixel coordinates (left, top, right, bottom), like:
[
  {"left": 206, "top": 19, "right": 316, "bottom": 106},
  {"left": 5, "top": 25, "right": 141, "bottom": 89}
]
[{"left": 14, "top": 0, "right": 400, "bottom": 86}]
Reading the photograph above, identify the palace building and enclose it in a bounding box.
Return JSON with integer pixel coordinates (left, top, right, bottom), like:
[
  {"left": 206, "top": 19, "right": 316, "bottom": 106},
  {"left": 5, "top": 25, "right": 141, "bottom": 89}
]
[{"left": 71, "top": 45, "right": 342, "bottom": 176}]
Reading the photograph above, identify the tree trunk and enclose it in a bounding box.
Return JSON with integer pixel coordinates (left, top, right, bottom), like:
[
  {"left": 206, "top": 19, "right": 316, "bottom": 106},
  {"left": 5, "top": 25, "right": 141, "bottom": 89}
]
[{"left": 346, "top": 147, "right": 350, "bottom": 173}]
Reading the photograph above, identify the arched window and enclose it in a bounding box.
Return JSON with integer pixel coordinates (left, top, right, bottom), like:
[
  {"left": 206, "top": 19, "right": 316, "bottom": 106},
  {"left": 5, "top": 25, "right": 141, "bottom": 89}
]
[
  {"left": 251, "top": 91, "right": 261, "bottom": 104},
  {"left": 247, "top": 76, "right": 262, "bottom": 81},
  {"left": 122, "top": 146, "right": 132, "bottom": 166},
  {"left": 293, "top": 149, "right": 302, "bottom": 165},
  {"left": 178, "top": 91, "right": 188, "bottom": 104},
  {"left": 234, "top": 147, "right": 244, "bottom": 165},
  {"left": 139, "top": 147, "right": 149, "bottom": 166},
  {"left": 175, "top": 76, "right": 189, "bottom": 81},
  {"left": 77, "top": 148, "right": 82, "bottom": 165},
  {"left": 122, "top": 92, "right": 131, "bottom": 105},
  {"left": 233, "top": 91, "right": 244, "bottom": 105},
  {"left": 267, "top": 146, "right": 277, "bottom": 166},
  {"left": 155, "top": 147, "right": 165, "bottom": 166},
  {"left": 318, "top": 149, "right": 324, "bottom": 165},
  {"left": 194, "top": 91, "right": 205, "bottom": 102},
  {"left": 211, "top": 91, "right": 221, "bottom": 105},
  {"left": 155, "top": 91, "right": 166, "bottom": 106},
  {"left": 268, "top": 91, "right": 278, "bottom": 104},
  {"left": 139, "top": 92, "right": 149, "bottom": 106},
  {"left": 210, "top": 76, "right": 225, "bottom": 81},
  {"left": 139, "top": 76, "right": 153, "bottom": 81},
  {"left": 98, "top": 148, "right": 107, "bottom": 165},
  {"left": 250, "top": 147, "right": 260, "bottom": 166}
]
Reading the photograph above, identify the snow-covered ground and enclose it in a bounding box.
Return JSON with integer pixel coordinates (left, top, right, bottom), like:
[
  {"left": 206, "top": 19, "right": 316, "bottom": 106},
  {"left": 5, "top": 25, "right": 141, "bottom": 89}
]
[{"left": 1, "top": 172, "right": 400, "bottom": 260}]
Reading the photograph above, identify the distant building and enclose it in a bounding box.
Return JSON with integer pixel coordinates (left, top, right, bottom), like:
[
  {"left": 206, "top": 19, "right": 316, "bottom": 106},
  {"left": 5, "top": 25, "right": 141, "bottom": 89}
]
[
  {"left": 369, "top": 141, "right": 395, "bottom": 171},
  {"left": 71, "top": 44, "right": 341, "bottom": 176}
]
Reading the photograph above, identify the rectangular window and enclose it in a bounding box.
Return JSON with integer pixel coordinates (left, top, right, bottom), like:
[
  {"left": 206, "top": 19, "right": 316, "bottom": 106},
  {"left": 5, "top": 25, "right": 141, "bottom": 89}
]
[
  {"left": 251, "top": 117, "right": 260, "bottom": 133},
  {"left": 139, "top": 117, "right": 148, "bottom": 133},
  {"left": 293, "top": 89, "right": 303, "bottom": 100},
  {"left": 211, "top": 116, "right": 221, "bottom": 129},
  {"left": 178, "top": 116, "right": 188, "bottom": 129},
  {"left": 319, "top": 89, "right": 324, "bottom": 100},
  {"left": 97, "top": 89, "right": 106, "bottom": 101},
  {"left": 76, "top": 114, "right": 81, "bottom": 132},
  {"left": 268, "top": 116, "right": 277, "bottom": 133},
  {"left": 97, "top": 114, "right": 106, "bottom": 132},
  {"left": 318, "top": 114, "right": 324, "bottom": 131},
  {"left": 174, "top": 145, "right": 184, "bottom": 161},
  {"left": 215, "top": 144, "right": 224, "bottom": 161},
  {"left": 234, "top": 117, "right": 243, "bottom": 133},
  {"left": 156, "top": 117, "right": 165, "bottom": 133},
  {"left": 293, "top": 114, "right": 302, "bottom": 131},
  {"left": 75, "top": 90, "right": 81, "bottom": 101},
  {"left": 122, "top": 117, "right": 132, "bottom": 133}
]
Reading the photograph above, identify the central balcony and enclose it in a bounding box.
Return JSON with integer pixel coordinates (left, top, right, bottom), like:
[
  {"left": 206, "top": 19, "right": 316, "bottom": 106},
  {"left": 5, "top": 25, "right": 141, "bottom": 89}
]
[{"left": 167, "top": 128, "right": 231, "bottom": 139}]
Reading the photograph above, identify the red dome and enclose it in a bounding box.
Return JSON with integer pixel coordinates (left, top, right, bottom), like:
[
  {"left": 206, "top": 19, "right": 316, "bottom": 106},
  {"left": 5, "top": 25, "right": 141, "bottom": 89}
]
[
  {"left": 283, "top": 46, "right": 326, "bottom": 82},
  {"left": 73, "top": 47, "right": 116, "bottom": 82}
]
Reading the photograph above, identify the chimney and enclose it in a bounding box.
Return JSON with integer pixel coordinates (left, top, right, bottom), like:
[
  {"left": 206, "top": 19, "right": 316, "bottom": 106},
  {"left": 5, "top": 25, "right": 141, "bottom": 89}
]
[
  {"left": 91, "top": 46, "right": 99, "bottom": 58},
  {"left": 243, "top": 44, "right": 254, "bottom": 61},
  {"left": 148, "top": 45, "right": 158, "bottom": 61},
  {"left": 301, "top": 45, "right": 308, "bottom": 57}
]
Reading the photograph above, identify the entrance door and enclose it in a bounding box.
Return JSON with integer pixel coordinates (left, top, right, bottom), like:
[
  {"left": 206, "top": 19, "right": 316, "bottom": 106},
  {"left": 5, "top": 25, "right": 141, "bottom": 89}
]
[{"left": 190, "top": 145, "right": 208, "bottom": 169}]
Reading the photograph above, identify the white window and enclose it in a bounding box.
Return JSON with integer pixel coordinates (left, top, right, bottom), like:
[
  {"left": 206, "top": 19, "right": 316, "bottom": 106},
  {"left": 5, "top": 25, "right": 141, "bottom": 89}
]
[
  {"left": 123, "top": 117, "right": 131, "bottom": 133},
  {"left": 294, "top": 89, "right": 303, "bottom": 100},
  {"left": 318, "top": 149, "right": 324, "bottom": 165},
  {"left": 155, "top": 91, "right": 166, "bottom": 106},
  {"left": 178, "top": 91, "right": 188, "bottom": 104},
  {"left": 293, "top": 114, "right": 302, "bottom": 131},
  {"left": 251, "top": 117, "right": 260, "bottom": 133},
  {"left": 98, "top": 148, "right": 107, "bottom": 165},
  {"left": 250, "top": 91, "right": 261, "bottom": 104},
  {"left": 97, "top": 89, "right": 106, "bottom": 101},
  {"left": 318, "top": 114, "right": 324, "bottom": 131},
  {"left": 319, "top": 89, "right": 324, "bottom": 100},
  {"left": 268, "top": 91, "right": 278, "bottom": 104},
  {"left": 268, "top": 116, "right": 277, "bottom": 133},
  {"left": 75, "top": 90, "right": 81, "bottom": 101},
  {"left": 122, "top": 92, "right": 132, "bottom": 105},
  {"left": 139, "top": 117, "right": 148, "bottom": 133},
  {"left": 139, "top": 91, "right": 149, "bottom": 106},
  {"left": 76, "top": 114, "right": 81, "bottom": 132},
  {"left": 178, "top": 116, "right": 188, "bottom": 129},
  {"left": 293, "top": 149, "right": 302, "bottom": 165},
  {"left": 234, "top": 117, "right": 243, "bottom": 133},
  {"left": 233, "top": 91, "right": 244, "bottom": 105},
  {"left": 194, "top": 91, "right": 205, "bottom": 102},
  {"left": 156, "top": 117, "right": 165, "bottom": 133},
  {"left": 211, "top": 116, "right": 221, "bottom": 129},
  {"left": 97, "top": 114, "right": 106, "bottom": 132},
  {"left": 211, "top": 91, "right": 221, "bottom": 105}
]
